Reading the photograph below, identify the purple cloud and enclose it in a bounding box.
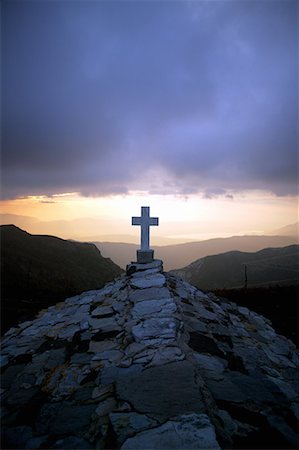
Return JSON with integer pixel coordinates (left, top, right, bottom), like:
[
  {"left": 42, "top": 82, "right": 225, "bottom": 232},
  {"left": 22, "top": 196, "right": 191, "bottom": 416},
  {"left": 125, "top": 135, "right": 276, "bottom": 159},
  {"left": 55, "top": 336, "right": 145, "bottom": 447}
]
[{"left": 2, "top": 0, "right": 297, "bottom": 199}]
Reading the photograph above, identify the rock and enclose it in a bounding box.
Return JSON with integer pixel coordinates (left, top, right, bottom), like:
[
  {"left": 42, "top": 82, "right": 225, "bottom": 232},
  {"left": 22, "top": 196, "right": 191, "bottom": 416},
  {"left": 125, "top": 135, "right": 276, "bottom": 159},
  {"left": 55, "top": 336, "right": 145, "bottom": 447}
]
[
  {"left": 1, "top": 364, "right": 26, "bottom": 389},
  {"left": 52, "top": 436, "right": 93, "bottom": 449},
  {"left": 92, "top": 349, "right": 123, "bottom": 363},
  {"left": 88, "top": 316, "right": 120, "bottom": 332},
  {"left": 95, "top": 397, "right": 117, "bottom": 416},
  {"left": 188, "top": 332, "right": 225, "bottom": 357},
  {"left": 131, "top": 318, "right": 178, "bottom": 343},
  {"left": 0, "top": 355, "right": 9, "bottom": 368},
  {"left": 32, "top": 348, "right": 66, "bottom": 369},
  {"left": 91, "top": 384, "right": 114, "bottom": 400},
  {"left": 130, "top": 274, "right": 166, "bottom": 289},
  {"left": 121, "top": 413, "right": 221, "bottom": 449},
  {"left": 71, "top": 353, "right": 93, "bottom": 364},
  {"left": 51, "top": 403, "right": 97, "bottom": 435},
  {"left": 194, "top": 354, "right": 226, "bottom": 380},
  {"left": 110, "top": 412, "right": 157, "bottom": 445},
  {"left": 204, "top": 376, "right": 247, "bottom": 403},
  {"left": 35, "top": 402, "right": 61, "bottom": 434},
  {"left": 267, "top": 413, "right": 299, "bottom": 447},
  {"left": 24, "top": 435, "right": 49, "bottom": 449},
  {"left": 127, "top": 260, "right": 163, "bottom": 274},
  {"left": 131, "top": 297, "right": 177, "bottom": 319},
  {"left": 7, "top": 386, "right": 39, "bottom": 406},
  {"left": 131, "top": 267, "right": 161, "bottom": 278},
  {"left": 147, "top": 346, "right": 185, "bottom": 367},
  {"left": 91, "top": 305, "right": 115, "bottom": 317},
  {"left": 116, "top": 361, "right": 205, "bottom": 420},
  {"left": 41, "top": 364, "right": 88, "bottom": 399},
  {"left": 88, "top": 340, "right": 117, "bottom": 353},
  {"left": 266, "top": 375, "right": 298, "bottom": 401},
  {"left": 1, "top": 425, "right": 33, "bottom": 449},
  {"left": 129, "top": 286, "right": 171, "bottom": 303}
]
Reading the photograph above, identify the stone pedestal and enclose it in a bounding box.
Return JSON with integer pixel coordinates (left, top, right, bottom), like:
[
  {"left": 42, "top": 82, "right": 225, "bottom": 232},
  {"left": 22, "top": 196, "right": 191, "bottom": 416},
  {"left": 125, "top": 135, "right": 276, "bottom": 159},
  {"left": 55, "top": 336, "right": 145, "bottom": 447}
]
[{"left": 137, "top": 249, "right": 154, "bottom": 264}]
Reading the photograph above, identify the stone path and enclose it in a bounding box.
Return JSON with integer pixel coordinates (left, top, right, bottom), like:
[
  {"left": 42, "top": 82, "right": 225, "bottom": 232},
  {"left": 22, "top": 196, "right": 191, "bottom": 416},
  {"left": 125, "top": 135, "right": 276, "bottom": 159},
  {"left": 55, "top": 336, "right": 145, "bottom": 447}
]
[{"left": 1, "top": 260, "right": 298, "bottom": 449}]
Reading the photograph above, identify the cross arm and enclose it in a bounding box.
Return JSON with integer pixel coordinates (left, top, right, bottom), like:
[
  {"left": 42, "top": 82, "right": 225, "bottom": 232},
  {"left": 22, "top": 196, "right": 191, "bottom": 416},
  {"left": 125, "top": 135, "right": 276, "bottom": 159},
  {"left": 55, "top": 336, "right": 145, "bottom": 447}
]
[
  {"left": 149, "top": 218, "right": 159, "bottom": 226},
  {"left": 132, "top": 217, "right": 141, "bottom": 226}
]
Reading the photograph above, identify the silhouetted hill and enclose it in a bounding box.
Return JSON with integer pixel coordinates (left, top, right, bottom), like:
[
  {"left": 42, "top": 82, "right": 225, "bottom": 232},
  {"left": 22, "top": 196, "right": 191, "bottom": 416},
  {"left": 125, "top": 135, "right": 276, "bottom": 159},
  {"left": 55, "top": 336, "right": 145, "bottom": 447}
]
[
  {"left": 1, "top": 225, "right": 123, "bottom": 333},
  {"left": 96, "top": 235, "right": 297, "bottom": 271},
  {"left": 172, "top": 245, "right": 299, "bottom": 290}
]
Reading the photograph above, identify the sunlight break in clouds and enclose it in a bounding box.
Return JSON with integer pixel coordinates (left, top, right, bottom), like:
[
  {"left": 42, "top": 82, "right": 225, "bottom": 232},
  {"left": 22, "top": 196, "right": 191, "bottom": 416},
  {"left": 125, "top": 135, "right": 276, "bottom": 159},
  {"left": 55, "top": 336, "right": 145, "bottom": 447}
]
[{"left": 0, "top": 191, "right": 297, "bottom": 244}]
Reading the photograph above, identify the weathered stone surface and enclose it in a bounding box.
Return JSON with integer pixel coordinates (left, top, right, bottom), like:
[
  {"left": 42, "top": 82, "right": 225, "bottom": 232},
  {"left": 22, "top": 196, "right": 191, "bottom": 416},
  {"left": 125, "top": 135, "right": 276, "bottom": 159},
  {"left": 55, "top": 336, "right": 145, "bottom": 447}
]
[
  {"left": 24, "top": 435, "right": 49, "bottom": 449},
  {"left": 92, "top": 384, "right": 114, "bottom": 400},
  {"left": 51, "top": 404, "right": 96, "bottom": 434},
  {"left": 91, "top": 305, "right": 115, "bottom": 317},
  {"left": 127, "top": 260, "right": 163, "bottom": 273},
  {"left": 116, "top": 361, "right": 205, "bottom": 419},
  {"left": 0, "top": 355, "right": 9, "bottom": 368},
  {"left": 88, "top": 340, "right": 117, "bottom": 353},
  {"left": 129, "top": 286, "right": 171, "bottom": 303},
  {"left": 92, "top": 349, "right": 123, "bottom": 363},
  {"left": 110, "top": 412, "right": 157, "bottom": 445},
  {"left": 131, "top": 318, "right": 178, "bottom": 343},
  {"left": 1, "top": 425, "right": 33, "bottom": 449},
  {"left": 131, "top": 267, "right": 161, "bottom": 278},
  {"left": 121, "top": 413, "right": 221, "bottom": 450},
  {"left": 41, "top": 364, "right": 91, "bottom": 400},
  {"left": 130, "top": 274, "right": 166, "bottom": 289},
  {"left": 88, "top": 316, "right": 120, "bottom": 332},
  {"left": 95, "top": 397, "right": 117, "bottom": 416},
  {"left": 131, "top": 297, "right": 177, "bottom": 318},
  {"left": 194, "top": 354, "right": 226, "bottom": 380},
  {"left": 1, "top": 265, "right": 298, "bottom": 450},
  {"left": 52, "top": 436, "right": 93, "bottom": 449},
  {"left": 33, "top": 348, "right": 66, "bottom": 369}
]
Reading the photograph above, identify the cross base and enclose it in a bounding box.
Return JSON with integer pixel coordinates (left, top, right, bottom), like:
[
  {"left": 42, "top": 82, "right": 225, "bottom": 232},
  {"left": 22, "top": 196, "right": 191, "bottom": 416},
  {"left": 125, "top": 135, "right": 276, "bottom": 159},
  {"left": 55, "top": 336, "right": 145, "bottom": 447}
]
[{"left": 136, "top": 249, "right": 154, "bottom": 264}]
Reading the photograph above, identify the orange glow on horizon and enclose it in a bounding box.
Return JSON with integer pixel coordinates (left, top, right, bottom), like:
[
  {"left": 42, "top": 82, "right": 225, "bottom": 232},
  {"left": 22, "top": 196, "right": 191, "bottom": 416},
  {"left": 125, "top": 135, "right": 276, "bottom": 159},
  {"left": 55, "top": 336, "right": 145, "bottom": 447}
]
[{"left": 0, "top": 191, "right": 298, "bottom": 244}]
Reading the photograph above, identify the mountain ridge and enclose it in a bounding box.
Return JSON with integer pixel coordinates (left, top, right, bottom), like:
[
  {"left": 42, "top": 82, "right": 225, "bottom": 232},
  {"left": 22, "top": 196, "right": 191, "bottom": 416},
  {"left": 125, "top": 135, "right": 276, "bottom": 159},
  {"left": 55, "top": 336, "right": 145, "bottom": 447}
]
[
  {"left": 96, "top": 234, "right": 297, "bottom": 271},
  {"left": 172, "top": 244, "right": 299, "bottom": 290}
]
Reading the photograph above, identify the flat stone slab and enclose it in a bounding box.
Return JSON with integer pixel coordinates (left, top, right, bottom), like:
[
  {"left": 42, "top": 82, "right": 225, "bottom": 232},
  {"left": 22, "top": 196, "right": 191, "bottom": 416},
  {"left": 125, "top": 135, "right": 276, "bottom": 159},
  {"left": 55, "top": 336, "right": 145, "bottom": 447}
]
[
  {"left": 131, "top": 267, "right": 161, "bottom": 278},
  {"left": 127, "top": 260, "right": 163, "bottom": 273},
  {"left": 121, "top": 413, "right": 221, "bottom": 449},
  {"left": 132, "top": 318, "right": 178, "bottom": 343},
  {"left": 116, "top": 361, "right": 205, "bottom": 419},
  {"left": 110, "top": 412, "right": 157, "bottom": 445},
  {"left": 91, "top": 306, "right": 114, "bottom": 317},
  {"left": 130, "top": 274, "right": 166, "bottom": 289},
  {"left": 129, "top": 287, "right": 171, "bottom": 303},
  {"left": 131, "top": 298, "right": 177, "bottom": 319}
]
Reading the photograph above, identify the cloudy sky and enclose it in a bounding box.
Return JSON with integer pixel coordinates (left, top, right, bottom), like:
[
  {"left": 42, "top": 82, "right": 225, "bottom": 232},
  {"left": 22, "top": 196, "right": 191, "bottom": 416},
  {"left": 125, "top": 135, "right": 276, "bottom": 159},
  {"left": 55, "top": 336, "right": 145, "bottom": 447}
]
[{"left": 1, "top": 0, "right": 298, "bottom": 241}]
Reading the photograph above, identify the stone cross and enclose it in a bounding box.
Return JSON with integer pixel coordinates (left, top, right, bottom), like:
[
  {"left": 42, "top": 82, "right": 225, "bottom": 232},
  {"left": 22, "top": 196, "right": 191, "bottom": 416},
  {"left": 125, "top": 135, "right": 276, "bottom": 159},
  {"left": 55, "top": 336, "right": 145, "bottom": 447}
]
[{"left": 132, "top": 206, "right": 159, "bottom": 263}]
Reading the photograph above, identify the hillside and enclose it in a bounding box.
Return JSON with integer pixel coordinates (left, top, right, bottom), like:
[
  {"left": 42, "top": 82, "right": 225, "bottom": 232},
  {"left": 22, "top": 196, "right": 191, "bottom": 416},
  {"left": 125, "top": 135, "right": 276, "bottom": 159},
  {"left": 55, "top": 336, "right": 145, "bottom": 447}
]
[
  {"left": 172, "top": 245, "right": 299, "bottom": 290},
  {"left": 96, "top": 235, "right": 297, "bottom": 271},
  {"left": 1, "top": 225, "right": 123, "bottom": 333}
]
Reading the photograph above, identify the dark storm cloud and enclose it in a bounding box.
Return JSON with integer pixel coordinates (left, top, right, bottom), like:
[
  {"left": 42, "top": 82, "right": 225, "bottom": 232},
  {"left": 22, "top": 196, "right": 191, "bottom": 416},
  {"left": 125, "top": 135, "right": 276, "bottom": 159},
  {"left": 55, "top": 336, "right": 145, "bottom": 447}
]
[{"left": 2, "top": 0, "right": 297, "bottom": 199}]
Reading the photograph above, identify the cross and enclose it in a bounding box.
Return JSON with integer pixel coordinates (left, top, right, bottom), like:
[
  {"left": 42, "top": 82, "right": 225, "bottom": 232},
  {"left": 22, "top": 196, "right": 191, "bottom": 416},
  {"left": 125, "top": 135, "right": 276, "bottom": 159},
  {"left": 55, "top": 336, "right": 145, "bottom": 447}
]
[{"left": 132, "top": 206, "right": 159, "bottom": 251}]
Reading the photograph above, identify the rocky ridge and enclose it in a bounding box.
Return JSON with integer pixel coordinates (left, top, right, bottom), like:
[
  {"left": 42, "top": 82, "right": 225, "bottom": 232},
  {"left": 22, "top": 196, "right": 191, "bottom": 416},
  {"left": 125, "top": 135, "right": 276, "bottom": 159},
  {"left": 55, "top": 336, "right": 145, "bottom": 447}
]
[{"left": 1, "top": 260, "right": 298, "bottom": 449}]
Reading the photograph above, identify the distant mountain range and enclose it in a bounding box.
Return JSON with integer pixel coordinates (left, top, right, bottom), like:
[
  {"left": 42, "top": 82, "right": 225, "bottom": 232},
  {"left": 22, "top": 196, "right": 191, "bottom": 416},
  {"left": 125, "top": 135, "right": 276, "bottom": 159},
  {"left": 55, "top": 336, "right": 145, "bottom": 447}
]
[
  {"left": 269, "top": 222, "right": 298, "bottom": 236},
  {"left": 96, "top": 234, "right": 298, "bottom": 271},
  {"left": 172, "top": 245, "right": 299, "bottom": 290},
  {"left": 1, "top": 225, "right": 123, "bottom": 333}
]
